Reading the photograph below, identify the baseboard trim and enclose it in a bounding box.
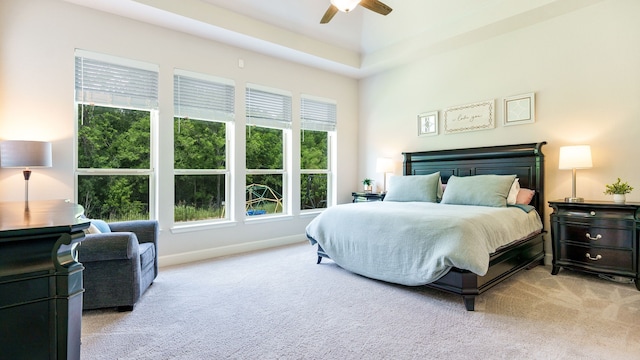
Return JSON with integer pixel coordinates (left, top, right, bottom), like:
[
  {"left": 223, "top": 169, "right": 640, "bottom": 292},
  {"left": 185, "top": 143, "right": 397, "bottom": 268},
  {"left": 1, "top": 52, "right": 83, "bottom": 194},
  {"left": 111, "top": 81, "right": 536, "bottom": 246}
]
[
  {"left": 158, "top": 234, "right": 307, "bottom": 267},
  {"left": 544, "top": 253, "right": 553, "bottom": 266}
]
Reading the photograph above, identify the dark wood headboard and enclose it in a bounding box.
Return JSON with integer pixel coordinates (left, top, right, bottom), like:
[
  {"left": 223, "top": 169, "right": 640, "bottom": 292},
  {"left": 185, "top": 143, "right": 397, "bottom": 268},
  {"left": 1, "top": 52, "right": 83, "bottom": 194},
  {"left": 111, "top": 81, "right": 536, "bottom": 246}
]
[{"left": 403, "top": 142, "right": 546, "bottom": 216}]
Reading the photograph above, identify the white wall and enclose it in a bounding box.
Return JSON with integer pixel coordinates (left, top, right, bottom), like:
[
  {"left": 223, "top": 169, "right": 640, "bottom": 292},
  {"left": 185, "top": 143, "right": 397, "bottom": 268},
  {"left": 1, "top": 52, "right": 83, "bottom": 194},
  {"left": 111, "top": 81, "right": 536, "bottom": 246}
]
[
  {"left": 3, "top": 0, "right": 638, "bottom": 267},
  {"left": 0, "top": 0, "right": 359, "bottom": 265},
  {"left": 359, "top": 0, "right": 640, "bottom": 263}
]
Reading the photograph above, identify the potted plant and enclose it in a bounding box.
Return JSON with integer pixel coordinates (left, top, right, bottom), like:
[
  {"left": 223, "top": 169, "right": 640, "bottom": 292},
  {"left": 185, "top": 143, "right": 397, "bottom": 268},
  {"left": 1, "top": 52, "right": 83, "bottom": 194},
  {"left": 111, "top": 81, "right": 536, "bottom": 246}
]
[
  {"left": 362, "top": 178, "right": 373, "bottom": 193},
  {"left": 604, "top": 178, "right": 634, "bottom": 203}
]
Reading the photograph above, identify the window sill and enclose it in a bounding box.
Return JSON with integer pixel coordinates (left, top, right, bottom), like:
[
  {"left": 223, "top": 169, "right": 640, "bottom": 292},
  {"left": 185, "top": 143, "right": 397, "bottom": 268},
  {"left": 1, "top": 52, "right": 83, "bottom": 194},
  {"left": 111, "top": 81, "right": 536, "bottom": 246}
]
[
  {"left": 299, "top": 209, "right": 324, "bottom": 218},
  {"left": 170, "top": 220, "right": 238, "bottom": 234},
  {"left": 244, "top": 213, "right": 294, "bottom": 225}
]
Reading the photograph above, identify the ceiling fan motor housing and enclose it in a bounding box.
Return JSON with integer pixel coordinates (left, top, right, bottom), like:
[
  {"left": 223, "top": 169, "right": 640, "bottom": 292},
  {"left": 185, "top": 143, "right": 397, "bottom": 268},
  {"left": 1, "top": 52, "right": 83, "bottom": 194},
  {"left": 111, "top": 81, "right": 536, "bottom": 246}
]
[{"left": 330, "top": 0, "right": 361, "bottom": 12}]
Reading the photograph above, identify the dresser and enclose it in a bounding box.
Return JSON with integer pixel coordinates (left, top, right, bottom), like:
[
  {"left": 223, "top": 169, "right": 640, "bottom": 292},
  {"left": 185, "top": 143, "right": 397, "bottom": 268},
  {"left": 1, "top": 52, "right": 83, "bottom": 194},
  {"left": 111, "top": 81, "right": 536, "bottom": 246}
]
[
  {"left": 0, "top": 200, "right": 89, "bottom": 359},
  {"left": 549, "top": 200, "right": 640, "bottom": 290}
]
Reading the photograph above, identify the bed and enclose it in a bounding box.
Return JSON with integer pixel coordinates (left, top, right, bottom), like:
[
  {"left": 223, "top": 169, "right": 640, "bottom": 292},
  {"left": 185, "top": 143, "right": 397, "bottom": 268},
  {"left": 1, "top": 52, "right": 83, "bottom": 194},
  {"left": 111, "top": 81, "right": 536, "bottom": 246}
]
[{"left": 306, "top": 142, "right": 546, "bottom": 311}]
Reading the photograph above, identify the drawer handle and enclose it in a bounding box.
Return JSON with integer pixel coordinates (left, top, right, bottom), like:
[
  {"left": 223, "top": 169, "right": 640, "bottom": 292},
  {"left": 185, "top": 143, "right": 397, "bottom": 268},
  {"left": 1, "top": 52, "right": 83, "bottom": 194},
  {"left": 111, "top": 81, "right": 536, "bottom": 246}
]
[
  {"left": 585, "top": 253, "right": 602, "bottom": 261},
  {"left": 590, "top": 211, "right": 596, "bottom": 216},
  {"left": 585, "top": 233, "right": 602, "bottom": 241}
]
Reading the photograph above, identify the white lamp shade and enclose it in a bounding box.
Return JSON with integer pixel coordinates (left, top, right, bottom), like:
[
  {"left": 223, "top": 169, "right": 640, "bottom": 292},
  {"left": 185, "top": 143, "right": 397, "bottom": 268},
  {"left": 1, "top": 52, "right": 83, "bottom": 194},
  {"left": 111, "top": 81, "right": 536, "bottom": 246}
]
[
  {"left": 0, "top": 140, "right": 52, "bottom": 168},
  {"left": 558, "top": 145, "right": 592, "bottom": 170},
  {"left": 330, "top": 0, "right": 361, "bottom": 12},
  {"left": 376, "top": 157, "right": 394, "bottom": 173}
]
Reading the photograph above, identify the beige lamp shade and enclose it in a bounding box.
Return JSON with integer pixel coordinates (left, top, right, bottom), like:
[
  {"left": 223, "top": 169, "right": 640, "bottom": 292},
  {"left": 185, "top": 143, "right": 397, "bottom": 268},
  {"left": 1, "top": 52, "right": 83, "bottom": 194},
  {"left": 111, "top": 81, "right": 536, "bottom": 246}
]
[
  {"left": 558, "top": 145, "right": 592, "bottom": 203},
  {"left": 0, "top": 140, "right": 52, "bottom": 168},
  {"left": 558, "top": 145, "right": 592, "bottom": 170},
  {"left": 376, "top": 157, "right": 393, "bottom": 193},
  {"left": 376, "top": 157, "right": 393, "bottom": 173},
  {"left": 1, "top": 140, "right": 52, "bottom": 203}
]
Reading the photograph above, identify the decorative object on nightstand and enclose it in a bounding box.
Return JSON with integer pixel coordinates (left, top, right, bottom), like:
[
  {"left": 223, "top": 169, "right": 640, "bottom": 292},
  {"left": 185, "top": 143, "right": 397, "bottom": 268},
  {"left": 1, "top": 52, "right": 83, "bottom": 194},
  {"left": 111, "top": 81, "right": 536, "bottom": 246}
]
[
  {"left": 375, "top": 157, "right": 393, "bottom": 193},
  {"left": 362, "top": 178, "right": 373, "bottom": 193},
  {"left": 603, "top": 178, "right": 633, "bottom": 204},
  {"left": 352, "top": 192, "right": 385, "bottom": 203},
  {"left": 0, "top": 140, "right": 53, "bottom": 203},
  {"left": 558, "top": 145, "right": 592, "bottom": 202},
  {"left": 549, "top": 199, "right": 640, "bottom": 291}
]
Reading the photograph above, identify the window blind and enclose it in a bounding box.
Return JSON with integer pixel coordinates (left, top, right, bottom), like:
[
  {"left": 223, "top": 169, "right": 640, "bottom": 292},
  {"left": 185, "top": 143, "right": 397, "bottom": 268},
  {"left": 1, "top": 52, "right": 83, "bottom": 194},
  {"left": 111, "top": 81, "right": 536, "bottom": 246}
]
[
  {"left": 174, "top": 70, "right": 235, "bottom": 122},
  {"left": 75, "top": 52, "right": 159, "bottom": 110},
  {"left": 246, "top": 85, "right": 292, "bottom": 129},
  {"left": 301, "top": 96, "right": 337, "bottom": 132}
]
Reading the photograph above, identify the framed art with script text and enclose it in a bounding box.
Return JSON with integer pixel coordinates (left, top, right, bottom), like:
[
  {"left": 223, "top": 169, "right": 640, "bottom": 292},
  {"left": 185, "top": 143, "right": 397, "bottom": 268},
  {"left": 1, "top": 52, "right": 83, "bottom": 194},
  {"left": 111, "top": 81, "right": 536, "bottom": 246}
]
[{"left": 443, "top": 100, "right": 495, "bottom": 134}]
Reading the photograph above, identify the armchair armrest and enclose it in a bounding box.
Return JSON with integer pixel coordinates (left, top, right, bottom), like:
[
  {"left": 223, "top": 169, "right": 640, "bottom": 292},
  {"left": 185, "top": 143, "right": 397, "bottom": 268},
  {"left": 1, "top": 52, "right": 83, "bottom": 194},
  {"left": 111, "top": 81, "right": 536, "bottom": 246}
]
[
  {"left": 80, "top": 232, "right": 139, "bottom": 262},
  {"left": 108, "top": 220, "right": 158, "bottom": 246}
]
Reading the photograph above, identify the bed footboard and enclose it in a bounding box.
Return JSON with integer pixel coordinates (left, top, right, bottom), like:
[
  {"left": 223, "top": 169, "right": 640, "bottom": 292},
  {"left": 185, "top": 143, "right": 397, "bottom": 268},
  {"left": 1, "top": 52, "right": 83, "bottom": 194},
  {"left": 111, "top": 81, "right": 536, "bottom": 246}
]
[{"left": 426, "top": 231, "right": 545, "bottom": 310}]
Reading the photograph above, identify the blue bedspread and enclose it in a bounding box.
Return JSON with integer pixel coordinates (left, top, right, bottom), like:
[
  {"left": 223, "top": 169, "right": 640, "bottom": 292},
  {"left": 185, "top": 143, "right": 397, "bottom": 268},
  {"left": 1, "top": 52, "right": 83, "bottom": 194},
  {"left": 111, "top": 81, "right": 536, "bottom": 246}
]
[{"left": 306, "top": 201, "right": 542, "bottom": 286}]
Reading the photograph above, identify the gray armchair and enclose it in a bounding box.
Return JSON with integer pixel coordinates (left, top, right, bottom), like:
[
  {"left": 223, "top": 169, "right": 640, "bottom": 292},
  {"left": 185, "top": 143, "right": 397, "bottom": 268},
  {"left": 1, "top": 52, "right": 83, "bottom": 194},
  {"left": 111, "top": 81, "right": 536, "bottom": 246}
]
[{"left": 78, "top": 220, "right": 159, "bottom": 311}]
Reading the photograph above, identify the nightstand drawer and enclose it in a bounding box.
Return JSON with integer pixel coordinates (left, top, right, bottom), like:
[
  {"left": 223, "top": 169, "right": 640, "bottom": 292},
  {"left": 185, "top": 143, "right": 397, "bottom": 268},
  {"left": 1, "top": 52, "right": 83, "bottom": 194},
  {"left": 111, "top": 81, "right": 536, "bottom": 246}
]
[
  {"left": 559, "top": 243, "right": 634, "bottom": 272},
  {"left": 560, "top": 208, "right": 638, "bottom": 222},
  {"left": 557, "top": 223, "right": 633, "bottom": 248}
]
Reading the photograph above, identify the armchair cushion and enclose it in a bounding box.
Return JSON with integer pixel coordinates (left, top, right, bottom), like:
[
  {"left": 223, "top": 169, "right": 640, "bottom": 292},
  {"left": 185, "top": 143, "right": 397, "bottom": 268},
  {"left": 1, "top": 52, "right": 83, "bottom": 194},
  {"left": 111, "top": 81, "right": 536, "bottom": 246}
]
[
  {"left": 139, "top": 242, "right": 156, "bottom": 268},
  {"left": 90, "top": 219, "right": 111, "bottom": 233}
]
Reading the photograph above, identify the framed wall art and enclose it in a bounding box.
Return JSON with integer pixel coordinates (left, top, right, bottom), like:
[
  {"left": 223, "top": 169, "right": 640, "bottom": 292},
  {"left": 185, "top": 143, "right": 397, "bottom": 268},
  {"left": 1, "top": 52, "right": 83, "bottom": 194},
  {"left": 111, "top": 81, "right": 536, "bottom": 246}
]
[
  {"left": 418, "top": 111, "right": 438, "bottom": 136},
  {"left": 443, "top": 99, "right": 495, "bottom": 134},
  {"left": 503, "top": 93, "right": 535, "bottom": 126}
]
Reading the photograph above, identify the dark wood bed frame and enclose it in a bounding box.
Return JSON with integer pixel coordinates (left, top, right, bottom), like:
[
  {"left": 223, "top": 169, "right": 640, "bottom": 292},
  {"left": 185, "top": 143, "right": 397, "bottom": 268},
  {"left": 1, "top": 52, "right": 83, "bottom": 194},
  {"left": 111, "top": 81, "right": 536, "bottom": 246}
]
[
  {"left": 403, "top": 142, "right": 547, "bottom": 310},
  {"left": 315, "top": 142, "right": 547, "bottom": 310},
  {"left": 316, "top": 142, "right": 546, "bottom": 310}
]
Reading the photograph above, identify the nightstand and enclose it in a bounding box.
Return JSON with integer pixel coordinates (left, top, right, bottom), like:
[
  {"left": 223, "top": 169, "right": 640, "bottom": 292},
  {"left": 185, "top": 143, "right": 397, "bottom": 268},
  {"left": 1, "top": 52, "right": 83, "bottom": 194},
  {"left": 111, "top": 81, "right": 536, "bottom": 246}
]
[
  {"left": 549, "top": 200, "right": 640, "bottom": 290},
  {"left": 352, "top": 192, "right": 385, "bottom": 203}
]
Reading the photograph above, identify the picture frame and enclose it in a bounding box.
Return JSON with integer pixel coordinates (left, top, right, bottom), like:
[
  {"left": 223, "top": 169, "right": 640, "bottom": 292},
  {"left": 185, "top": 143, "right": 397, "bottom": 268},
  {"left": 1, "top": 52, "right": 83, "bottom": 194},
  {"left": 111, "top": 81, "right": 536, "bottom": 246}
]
[
  {"left": 418, "top": 111, "right": 438, "bottom": 136},
  {"left": 443, "top": 99, "right": 495, "bottom": 134},
  {"left": 503, "top": 93, "right": 535, "bottom": 126}
]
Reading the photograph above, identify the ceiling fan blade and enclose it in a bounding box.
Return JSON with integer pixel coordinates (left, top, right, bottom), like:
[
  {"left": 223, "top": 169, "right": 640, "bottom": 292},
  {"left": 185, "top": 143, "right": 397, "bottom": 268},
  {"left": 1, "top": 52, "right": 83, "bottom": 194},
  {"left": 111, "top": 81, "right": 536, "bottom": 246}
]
[
  {"left": 359, "top": 0, "right": 392, "bottom": 16},
  {"left": 320, "top": 5, "right": 339, "bottom": 24}
]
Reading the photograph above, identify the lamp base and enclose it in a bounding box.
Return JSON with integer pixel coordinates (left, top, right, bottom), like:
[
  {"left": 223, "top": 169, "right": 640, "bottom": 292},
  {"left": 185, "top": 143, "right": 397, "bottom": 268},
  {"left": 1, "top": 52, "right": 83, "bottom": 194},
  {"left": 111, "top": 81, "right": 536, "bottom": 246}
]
[{"left": 565, "top": 197, "right": 584, "bottom": 203}]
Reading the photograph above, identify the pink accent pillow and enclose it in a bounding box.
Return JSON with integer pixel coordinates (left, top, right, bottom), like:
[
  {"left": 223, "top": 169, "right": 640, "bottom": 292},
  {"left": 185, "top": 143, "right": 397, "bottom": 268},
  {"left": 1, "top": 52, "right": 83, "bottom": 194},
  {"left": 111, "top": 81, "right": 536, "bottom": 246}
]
[{"left": 516, "top": 188, "right": 535, "bottom": 205}]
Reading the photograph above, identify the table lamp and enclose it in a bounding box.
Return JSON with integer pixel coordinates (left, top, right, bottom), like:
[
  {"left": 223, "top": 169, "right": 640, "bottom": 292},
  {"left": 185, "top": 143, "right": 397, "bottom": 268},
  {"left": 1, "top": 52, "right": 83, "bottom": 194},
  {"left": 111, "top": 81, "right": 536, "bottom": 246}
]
[
  {"left": 558, "top": 145, "right": 592, "bottom": 202},
  {"left": 0, "top": 140, "right": 53, "bottom": 203},
  {"left": 376, "top": 157, "right": 393, "bottom": 193}
]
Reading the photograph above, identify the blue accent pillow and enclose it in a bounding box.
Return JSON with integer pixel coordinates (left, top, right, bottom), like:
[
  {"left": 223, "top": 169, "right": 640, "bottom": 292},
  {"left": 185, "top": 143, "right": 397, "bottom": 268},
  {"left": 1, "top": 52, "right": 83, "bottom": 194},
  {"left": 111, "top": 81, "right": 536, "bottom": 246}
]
[
  {"left": 90, "top": 219, "right": 111, "bottom": 233},
  {"left": 441, "top": 174, "right": 517, "bottom": 207},
  {"left": 383, "top": 172, "right": 441, "bottom": 202}
]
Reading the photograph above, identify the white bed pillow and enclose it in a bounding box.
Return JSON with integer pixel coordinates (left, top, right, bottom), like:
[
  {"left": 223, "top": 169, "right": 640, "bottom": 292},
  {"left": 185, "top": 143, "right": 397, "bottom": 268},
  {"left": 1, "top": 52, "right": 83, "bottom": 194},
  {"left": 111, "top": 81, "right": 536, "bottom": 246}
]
[
  {"left": 383, "top": 172, "right": 441, "bottom": 202},
  {"left": 507, "top": 178, "right": 520, "bottom": 205},
  {"left": 441, "top": 174, "right": 517, "bottom": 207}
]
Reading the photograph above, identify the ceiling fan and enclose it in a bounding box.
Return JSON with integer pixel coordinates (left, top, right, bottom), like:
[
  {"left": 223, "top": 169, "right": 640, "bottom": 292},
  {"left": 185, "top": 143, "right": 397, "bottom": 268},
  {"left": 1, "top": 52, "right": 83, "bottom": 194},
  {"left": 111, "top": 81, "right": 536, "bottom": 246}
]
[{"left": 320, "top": 0, "right": 393, "bottom": 24}]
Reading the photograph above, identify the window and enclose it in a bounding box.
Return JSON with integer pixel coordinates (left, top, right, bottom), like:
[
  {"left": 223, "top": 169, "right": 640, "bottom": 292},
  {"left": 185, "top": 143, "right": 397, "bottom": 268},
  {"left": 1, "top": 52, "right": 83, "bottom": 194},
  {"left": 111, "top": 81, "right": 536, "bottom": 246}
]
[
  {"left": 245, "top": 85, "right": 292, "bottom": 217},
  {"left": 300, "top": 96, "right": 336, "bottom": 210},
  {"left": 174, "top": 70, "right": 235, "bottom": 223},
  {"left": 75, "top": 50, "right": 158, "bottom": 221}
]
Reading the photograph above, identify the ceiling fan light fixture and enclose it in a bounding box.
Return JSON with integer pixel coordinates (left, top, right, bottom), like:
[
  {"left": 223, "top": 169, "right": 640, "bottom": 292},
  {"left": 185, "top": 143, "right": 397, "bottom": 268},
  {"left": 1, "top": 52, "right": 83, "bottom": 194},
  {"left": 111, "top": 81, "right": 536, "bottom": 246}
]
[{"left": 330, "top": 0, "right": 361, "bottom": 12}]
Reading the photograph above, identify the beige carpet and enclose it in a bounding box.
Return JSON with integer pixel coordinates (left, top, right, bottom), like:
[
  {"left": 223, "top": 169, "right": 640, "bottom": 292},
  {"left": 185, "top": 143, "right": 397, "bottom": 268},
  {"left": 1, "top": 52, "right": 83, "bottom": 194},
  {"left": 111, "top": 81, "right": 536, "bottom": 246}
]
[{"left": 81, "top": 242, "right": 640, "bottom": 359}]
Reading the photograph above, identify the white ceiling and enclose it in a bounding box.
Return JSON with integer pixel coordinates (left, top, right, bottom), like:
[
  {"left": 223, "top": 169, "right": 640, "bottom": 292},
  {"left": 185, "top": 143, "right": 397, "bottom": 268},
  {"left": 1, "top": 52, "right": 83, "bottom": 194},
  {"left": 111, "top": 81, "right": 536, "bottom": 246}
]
[{"left": 63, "top": 0, "right": 604, "bottom": 78}]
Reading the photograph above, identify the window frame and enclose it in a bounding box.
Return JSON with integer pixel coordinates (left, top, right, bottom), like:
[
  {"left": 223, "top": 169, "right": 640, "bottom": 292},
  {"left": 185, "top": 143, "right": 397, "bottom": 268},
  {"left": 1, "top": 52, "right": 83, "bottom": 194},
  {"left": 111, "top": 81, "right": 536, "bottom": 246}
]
[
  {"left": 74, "top": 50, "right": 159, "bottom": 221},
  {"left": 245, "top": 84, "right": 293, "bottom": 219},
  {"left": 173, "top": 69, "right": 235, "bottom": 225},
  {"left": 300, "top": 95, "right": 337, "bottom": 212}
]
